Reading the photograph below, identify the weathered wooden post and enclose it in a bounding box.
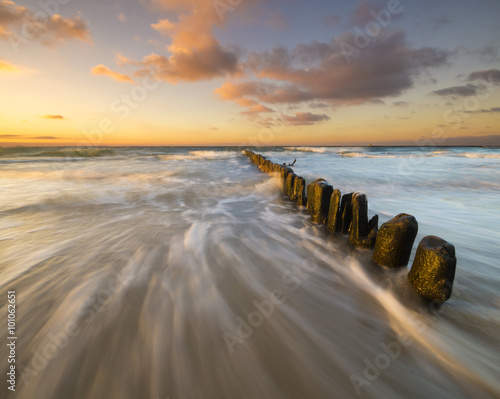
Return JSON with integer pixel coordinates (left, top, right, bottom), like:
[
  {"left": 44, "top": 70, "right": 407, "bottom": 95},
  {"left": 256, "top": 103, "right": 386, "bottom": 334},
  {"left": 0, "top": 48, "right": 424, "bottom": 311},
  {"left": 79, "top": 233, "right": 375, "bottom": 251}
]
[
  {"left": 372, "top": 214, "right": 418, "bottom": 268},
  {"left": 349, "top": 193, "right": 378, "bottom": 249},
  {"left": 307, "top": 179, "right": 333, "bottom": 224},
  {"left": 408, "top": 236, "right": 456, "bottom": 303}
]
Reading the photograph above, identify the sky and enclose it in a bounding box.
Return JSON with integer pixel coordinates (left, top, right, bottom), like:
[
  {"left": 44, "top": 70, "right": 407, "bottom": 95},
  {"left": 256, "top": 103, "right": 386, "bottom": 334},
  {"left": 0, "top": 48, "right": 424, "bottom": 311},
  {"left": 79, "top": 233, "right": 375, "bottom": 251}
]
[{"left": 0, "top": 0, "right": 499, "bottom": 146}]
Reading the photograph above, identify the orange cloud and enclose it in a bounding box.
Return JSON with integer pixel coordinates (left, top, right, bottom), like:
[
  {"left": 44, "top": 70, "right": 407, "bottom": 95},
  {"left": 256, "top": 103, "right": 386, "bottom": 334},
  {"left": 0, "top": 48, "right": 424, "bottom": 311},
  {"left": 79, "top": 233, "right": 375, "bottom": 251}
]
[
  {"left": 120, "top": 45, "right": 240, "bottom": 83},
  {"left": 0, "top": 59, "right": 17, "bottom": 72},
  {"left": 284, "top": 112, "right": 330, "bottom": 126},
  {"left": 0, "top": 0, "right": 91, "bottom": 46},
  {"left": 41, "top": 114, "right": 65, "bottom": 120},
  {"left": 115, "top": 0, "right": 247, "bottom": 83},
  {"left": 215, "top": 81, "right": 273, "bottom": 102},
  {"left": 215, "top": 80, "right": 288, "bottom": 123},
  {"left": 0, "top": 1, "right": 25, "bottom": 29},
  {"left": 240, "top": 103, "right": 274, "bottom": 116},
  {"left": 151, "top": 18, "right": 176, "bottom": 36},
  {"left": 216, "top": 80, "right": 278, "bottom": 118},
  {"left": 91, "top": 65, "right": 134, "bottom": 84},
  {"left": 42, "top": 14, "right": 91, "bottom": 44}
]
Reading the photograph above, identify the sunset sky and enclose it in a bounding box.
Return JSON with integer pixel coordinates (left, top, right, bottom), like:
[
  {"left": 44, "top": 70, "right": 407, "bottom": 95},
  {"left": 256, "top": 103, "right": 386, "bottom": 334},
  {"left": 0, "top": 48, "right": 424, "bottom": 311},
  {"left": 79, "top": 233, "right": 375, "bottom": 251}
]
[{"left": 0, "top": 0, "right": 499, "bottom": 146}]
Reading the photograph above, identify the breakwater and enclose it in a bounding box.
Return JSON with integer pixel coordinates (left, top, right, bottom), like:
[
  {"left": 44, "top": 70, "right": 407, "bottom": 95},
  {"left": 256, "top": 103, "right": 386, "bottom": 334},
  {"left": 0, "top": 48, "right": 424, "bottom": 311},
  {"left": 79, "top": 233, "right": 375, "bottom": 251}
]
[{"left": 244, "top": 149, "right": 457, "bottom": 304}]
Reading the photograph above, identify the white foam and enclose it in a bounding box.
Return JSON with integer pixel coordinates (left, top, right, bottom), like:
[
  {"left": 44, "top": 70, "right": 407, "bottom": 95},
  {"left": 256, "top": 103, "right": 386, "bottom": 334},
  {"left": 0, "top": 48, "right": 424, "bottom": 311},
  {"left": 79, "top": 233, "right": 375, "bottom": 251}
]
[
  {"left": 157, "top": 151, "right": 236, "bottom": 161},
  {"left": 460, "top": 152, "right": 500, "bottom": 159},
  {"left": 254, "top": 175, "right": 282, "bottom": 196},
  {"left": 284, "top": 146, "right": 329, "bottom": 153}
]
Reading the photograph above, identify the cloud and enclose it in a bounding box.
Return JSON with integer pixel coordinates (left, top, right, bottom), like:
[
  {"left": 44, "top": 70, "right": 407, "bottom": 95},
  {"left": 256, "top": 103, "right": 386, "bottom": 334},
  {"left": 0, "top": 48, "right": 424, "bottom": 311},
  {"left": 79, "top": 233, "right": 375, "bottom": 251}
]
[
  {"left": 431, "top": 84, "right": 478, "bottom": 97},
  {"left": 284, "top": 112, "right": 330, "bottom": 126},
  {"left": 122, "top": 47, "right": 240, "bottom": 83},
  {"left": 91, "top": 64, "right": 134, "bottom": 84},
  {"left": 0, "top": 59, "right": 17, "bottom": 72},
  {"left": 0, "top": 134, "right": 21, "bottom": 138},
  {"left": 470, "top": 45, "right": 500, "bottom": 63},
  {"left": 309, "top": 102, "right": 329, "bottom": 109},
  {"left": 464, "top": 107, "right": 500, "bottom": 114},
  {"left": 116, "top": 0, "right": 246, "bottom": 83},
  {"left": 0, "top": 1, "right": 24, "bottom": 27},
  {"left": 215, "top": 80, "right": 279, "bottom": 113},
  {"left": 215, "top": 81, "right": 271, "bottom": 102},
  {"left": 117, "top": 13, "right": 128, "bottom": 23},
  {"left": 0, "top": 0, "right": 91, "bottom": 46},
  {"left": 151, "top": 18, "right": 176, "bottom": 35},
  {"left": 219, "top": 30, "right": 449, "bottom": 109},
  {"left": 468, "top": 69, "right": 500, "bottom": 84},
  {"left": 393, "top": 101, "right": 409, "bottom": 106},
  {"left": 30, "top": 136, "right": 58, "bottom": 139},
  {"left": 39, "top": 14, "right": 90, "bottom": 44},
  {"left": 41, "top": 114, "right": 65, "bottom": 119},
  {"left": 240, "top": 103, "right": 274, "bottom": 116}
]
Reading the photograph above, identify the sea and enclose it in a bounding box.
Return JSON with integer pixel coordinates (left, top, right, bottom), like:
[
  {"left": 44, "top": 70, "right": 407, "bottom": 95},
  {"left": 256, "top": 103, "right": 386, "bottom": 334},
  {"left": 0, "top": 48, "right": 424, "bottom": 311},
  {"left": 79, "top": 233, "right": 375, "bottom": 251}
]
[{"left": 0, "top": 146, "right": 499, "bottom": 399}]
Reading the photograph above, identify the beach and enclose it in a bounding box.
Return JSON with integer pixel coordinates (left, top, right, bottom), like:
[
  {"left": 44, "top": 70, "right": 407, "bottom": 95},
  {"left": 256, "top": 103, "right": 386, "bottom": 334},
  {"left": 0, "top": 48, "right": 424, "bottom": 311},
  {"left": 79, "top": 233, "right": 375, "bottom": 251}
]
[{"left": 1, "top": 146, "right": 499, "bottom": 399}]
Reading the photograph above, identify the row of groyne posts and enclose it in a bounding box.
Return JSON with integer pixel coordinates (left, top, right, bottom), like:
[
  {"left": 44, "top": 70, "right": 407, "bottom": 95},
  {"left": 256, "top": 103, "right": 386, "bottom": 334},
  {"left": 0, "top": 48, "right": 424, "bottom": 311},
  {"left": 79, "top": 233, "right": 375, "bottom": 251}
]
[{"left": 244, "top": 150, "right": 457, "bottom": 304}]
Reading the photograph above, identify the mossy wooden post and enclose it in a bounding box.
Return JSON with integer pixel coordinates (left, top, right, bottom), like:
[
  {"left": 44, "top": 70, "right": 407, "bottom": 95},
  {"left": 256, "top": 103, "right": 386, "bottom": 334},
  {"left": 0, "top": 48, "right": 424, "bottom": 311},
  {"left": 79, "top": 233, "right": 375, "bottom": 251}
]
[
  {"left": 280, "top": 167, "right": 294, "bottom": 195},
  {"left": 293, "top": 177, "right": 307, "bottom": 206},
  {"left": 372, "top": 213, "right": 418, "bottom": 268},
  {"left": 327, "top": 189, "right": 342, "bottom": 233},
  {"left": 408, "top": 236, "right": 456, "bottom": 303},
  {"left": 339, "top": 193, "right": 354, "bottom": 234},
  {"left": 286, "top": 173, "right": 296, "bottom": 198},
  {"left": 349, "top": 193, "right": 378, "bottom": 249},
  {"left": 307, "top": 179, "right": 333, "bottom": 224}
]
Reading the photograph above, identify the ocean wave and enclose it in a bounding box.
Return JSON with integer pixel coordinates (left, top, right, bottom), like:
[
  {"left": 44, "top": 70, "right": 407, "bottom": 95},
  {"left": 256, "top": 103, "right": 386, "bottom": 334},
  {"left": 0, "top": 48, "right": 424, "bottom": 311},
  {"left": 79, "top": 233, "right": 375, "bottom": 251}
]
[
  {"left": 0, "top": 147, "right": 116, "bottom": 158},
  {"left": 284, "top": 147, "right": 329, "bottom": 153},
  {"left": 338, "top": 151, "right": 401, "bottom": 158},
  {"left": 459, "top": 152, "right": 500, "bottom": 159},
  {"left": 157, "top": 150, "right": 236, "bottom": 161},
  {"left": 336, "top": 149, "right": 500, "bottom": 159},
  {"left": 336, "top": 151, "right": 464, "bottom": 159}
]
